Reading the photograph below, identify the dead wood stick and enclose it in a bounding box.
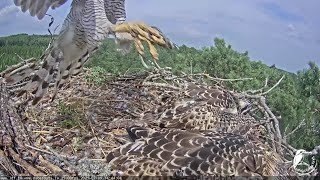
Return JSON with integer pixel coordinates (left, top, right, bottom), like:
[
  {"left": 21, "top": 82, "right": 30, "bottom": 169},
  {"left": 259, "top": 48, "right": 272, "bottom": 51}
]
[
  {"left": 0, "top": 149, "right": 19, "bottom": 176},
  {"left": 261, "top": 75, "right": 285, "bottom": 95},
  {"left": 0, "top": 58, "right": 37, "bottom": 77},
  {"left": 284, "top": 119, "right": 306, "bottom": 139},
  {"left": 8, "top": 148, "right": 45, "bottom": 176},
  {"left": 38, "top": 154, "right": 64, "bottom": 175}
]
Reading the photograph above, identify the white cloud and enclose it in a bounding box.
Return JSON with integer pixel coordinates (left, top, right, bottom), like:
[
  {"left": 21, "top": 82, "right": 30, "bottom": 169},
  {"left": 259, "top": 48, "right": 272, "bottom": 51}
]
[
  {"left": 286, "top": 24, "right": 300, "bottom": 39},
  {"left": 0, "top": 5, "right": 18, "bottom": 19},
  {"left": 0, "top": 0, "right": 70, "bottom": 36}
]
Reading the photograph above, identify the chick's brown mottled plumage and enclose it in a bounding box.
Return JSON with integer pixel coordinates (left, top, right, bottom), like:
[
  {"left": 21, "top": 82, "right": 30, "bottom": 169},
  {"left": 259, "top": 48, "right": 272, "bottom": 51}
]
[
  {"left": 107, "top": 126, "right": 288, "bottom": 177},
  {"left": 142, "top": 83, "right": 256, "bottom": 132}
]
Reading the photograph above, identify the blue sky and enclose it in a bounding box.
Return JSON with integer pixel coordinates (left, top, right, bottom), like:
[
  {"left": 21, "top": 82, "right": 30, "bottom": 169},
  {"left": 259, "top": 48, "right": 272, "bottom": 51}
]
[{"left": 0, "top": 0, "right": 319, "bottom": 72}]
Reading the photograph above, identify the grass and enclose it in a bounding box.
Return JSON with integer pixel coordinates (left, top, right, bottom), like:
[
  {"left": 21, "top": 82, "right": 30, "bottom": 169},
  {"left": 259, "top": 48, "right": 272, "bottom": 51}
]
[{"left": 57, "top": 101, "right": 84, "bottom": 129}]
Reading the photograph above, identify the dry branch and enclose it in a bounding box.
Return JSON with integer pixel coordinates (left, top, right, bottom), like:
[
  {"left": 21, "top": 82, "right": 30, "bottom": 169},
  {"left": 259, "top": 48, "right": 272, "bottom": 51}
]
[
  {"left": 0, "top": 58, "right": 37, "bottom": 78},
  {"left": 284, "top": 119, "right": 306, "bottom": 139},
  {"left": 303, "top": 145, "right": 320, "bottom": 156},
  {"left": 261, "top": 75, "right": 285, "bottom": 96}
]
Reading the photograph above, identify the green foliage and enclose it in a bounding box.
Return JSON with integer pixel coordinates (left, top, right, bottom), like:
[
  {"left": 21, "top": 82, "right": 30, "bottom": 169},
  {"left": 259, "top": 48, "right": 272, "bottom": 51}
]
[
  {"left": 294, "top": 62, "right": 320, "bottom": 149},
  {"left": 297, "top": 61, "right": 320, "bottom": 99},
  {"left": 0, "top": 34, "right": 319, "bottom": 150},
  {"left": 0, "top": 34, "right": 51, "bottom": 71},
  {"left": 85, "top": 66, "right": 109, "bottom": 85},
  {"left": 57, "top": 101, "right": 83, "bottom": 129}
]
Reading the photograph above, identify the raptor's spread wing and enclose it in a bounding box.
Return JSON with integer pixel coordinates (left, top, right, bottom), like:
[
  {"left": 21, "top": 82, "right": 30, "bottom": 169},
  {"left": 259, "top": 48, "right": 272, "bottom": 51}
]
[{"left": 13, "top": 0, "right": 69, "bottom": 20}]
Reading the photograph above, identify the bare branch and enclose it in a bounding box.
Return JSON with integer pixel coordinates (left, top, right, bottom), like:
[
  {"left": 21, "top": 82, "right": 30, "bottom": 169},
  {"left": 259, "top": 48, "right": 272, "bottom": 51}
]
[
  {"left": 0, "top": 58, "right": 36, "bottom": 78},
  {"left": 14, "top": 53, "right": 24, "bottom": 61},
  {"left": 261, "top": 75, "right": 285, "bottom": 95},
  {"left": 187, "top": 73, "right": 254, "bottom": 82},
  {"left": 245, "top": 77, "right": 269, "bottom": 94},
  {"left": 303, "top": 145, "right": 320, "bottom": 156},
  {"left": 260, "top": 96, "right": 283, "bottom": 150},
  {"left": 284, "top": 119, "right": 306, "bottom": 139}
]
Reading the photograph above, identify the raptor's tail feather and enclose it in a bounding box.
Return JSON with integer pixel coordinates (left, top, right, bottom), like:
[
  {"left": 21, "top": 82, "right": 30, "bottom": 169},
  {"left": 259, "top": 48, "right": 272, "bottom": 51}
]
[
  {"left": 20, "top": 53, "right": 60, "bottom": 105},
  {"left": 2, "top": 47, "right": 62, "bottom": 105},
  {"left": 51, "top": 49, "right": 92, "bottom": 101}
]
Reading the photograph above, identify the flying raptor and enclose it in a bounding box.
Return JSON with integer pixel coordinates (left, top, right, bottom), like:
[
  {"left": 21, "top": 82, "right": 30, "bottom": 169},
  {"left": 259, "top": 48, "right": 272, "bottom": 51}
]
[{"left": 10, "top": 0, "right": 175, "bottom": 105}]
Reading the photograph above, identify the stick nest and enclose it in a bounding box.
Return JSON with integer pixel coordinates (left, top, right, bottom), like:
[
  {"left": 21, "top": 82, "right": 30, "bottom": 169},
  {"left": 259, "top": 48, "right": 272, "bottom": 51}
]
[{"left": 0, "top": 65, "right": 318, "bottom": 176}]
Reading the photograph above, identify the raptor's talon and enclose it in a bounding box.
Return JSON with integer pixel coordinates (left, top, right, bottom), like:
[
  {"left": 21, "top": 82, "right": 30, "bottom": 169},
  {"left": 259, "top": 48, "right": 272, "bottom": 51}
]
[{"left": 113, "top": 21, "right": 175, "bottom": 69}]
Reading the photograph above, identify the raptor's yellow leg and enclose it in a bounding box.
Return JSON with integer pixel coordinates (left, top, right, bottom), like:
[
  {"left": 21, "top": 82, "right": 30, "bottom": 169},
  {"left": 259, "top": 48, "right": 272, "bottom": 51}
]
[{"left": 113, "top": 21, "right": 175, "bottom": 69}]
